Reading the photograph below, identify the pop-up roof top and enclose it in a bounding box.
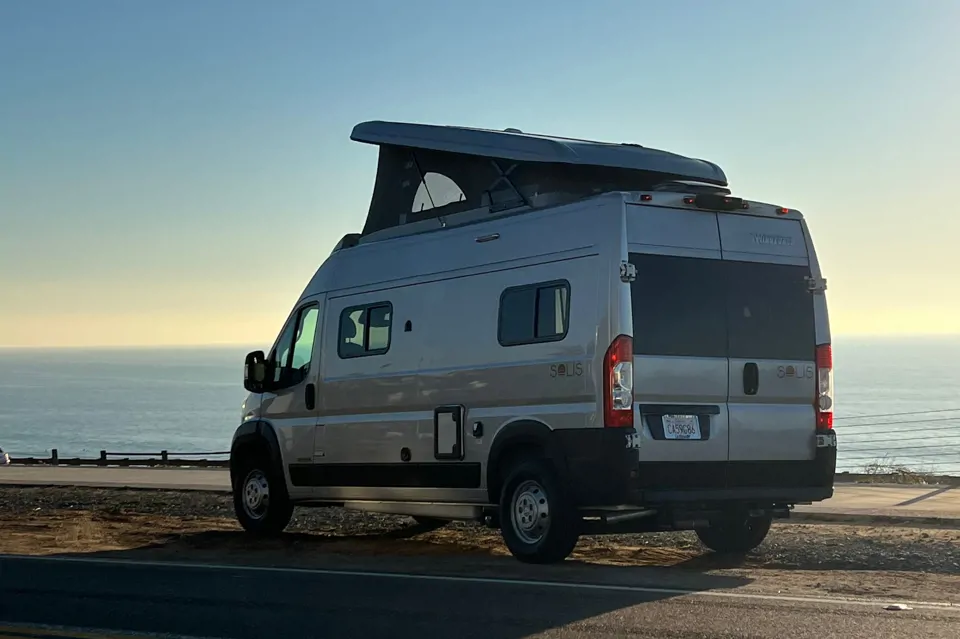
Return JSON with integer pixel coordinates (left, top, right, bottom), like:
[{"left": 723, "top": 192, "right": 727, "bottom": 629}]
[{"left": 351, "top": 120, "right": 729, "bottom": 236}]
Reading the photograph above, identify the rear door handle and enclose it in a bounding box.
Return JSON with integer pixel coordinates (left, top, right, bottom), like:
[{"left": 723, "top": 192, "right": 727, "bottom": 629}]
[
  {"left": 743, "top": 363, "right": 759, "bottom": 396},
  {"left": 305, "top": 383, "right": 316, "bottom": 410}
]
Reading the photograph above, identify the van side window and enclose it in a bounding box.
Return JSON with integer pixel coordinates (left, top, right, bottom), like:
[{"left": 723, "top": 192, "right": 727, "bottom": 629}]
[
  {"left": 629, "top": 254, "right": 727, "bottom": 358},
  {"left": 338, "top": 302, "right": 393, "bottom": 358},
  {"left": 498, "top": 281, "right": 570, "bottom": 346},
  {"left": 269, "top": 304, "right": 319, "bottom": 387}
]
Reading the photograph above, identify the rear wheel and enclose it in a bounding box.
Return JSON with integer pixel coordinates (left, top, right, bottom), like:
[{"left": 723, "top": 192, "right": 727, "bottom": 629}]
[
  {"left": 232, "top": 454, "right": 294, "bottom": 536},
  {"left": 695, "top": 511, "right": 772, "bottom": 554},
  {"left": 499, "top": 458, "right": 581, "bottom": 564}
]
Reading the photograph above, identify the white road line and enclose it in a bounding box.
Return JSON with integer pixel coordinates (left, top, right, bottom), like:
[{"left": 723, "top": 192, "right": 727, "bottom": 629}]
[{"left": 4, "top": 554, "right": 958, "bottom": 611}]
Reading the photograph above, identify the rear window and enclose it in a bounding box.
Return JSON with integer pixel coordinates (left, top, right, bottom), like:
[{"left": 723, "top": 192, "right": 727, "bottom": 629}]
[
  {"left": 630, "top": 254, "right": 815, "bottom": 361},
  {"left": 629, "top": 254, "right": 727, "bottom": 358},
  {"left": 725, "top": 261, "right": 815, "bottom": 361}
]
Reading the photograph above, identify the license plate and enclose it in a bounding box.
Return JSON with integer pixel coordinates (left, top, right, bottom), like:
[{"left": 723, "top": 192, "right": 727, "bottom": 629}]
[{"left": 663, "top": 415, "right": 702, "bottom": 440}]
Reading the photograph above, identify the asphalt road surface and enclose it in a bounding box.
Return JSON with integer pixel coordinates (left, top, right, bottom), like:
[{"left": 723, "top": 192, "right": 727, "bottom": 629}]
[{"left": 0, "top": 556, "right": 957, "bottom": 638}]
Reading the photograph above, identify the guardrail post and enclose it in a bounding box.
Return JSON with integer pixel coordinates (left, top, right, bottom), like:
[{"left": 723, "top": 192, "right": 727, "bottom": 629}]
[
  {"left": 161, "top": 450, "right": 168, "bottom": 463},
  {"left": 51, "top": 449, "right": 59, "bottom": 465},
  {"left": 99, "top": 450, "right": 107, "bottom": 466}
]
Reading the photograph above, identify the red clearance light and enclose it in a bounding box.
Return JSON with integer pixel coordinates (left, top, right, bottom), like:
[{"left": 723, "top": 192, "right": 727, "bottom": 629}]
[
  {"left": 640, "top": 194, "right": 653, "bottom": 202},
  {"left": 776, "top": 207, "right": 790, "bottom": 215},
  {"left": 682, "top": 196, "right": 696, "bottom": 205}
]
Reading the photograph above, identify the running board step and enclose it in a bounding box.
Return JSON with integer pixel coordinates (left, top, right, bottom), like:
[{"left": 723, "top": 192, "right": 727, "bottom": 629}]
[{"left": 342, "top": 500, "right": 484, "bottom": 521}]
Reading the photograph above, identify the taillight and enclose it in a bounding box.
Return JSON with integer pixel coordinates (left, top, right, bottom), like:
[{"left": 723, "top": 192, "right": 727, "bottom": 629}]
[
  {"left": 815, "top": 344, "right": 833, "bottom": 429},
  {"left": 603, "top": 334, "right": 634, "bottom": 428}
]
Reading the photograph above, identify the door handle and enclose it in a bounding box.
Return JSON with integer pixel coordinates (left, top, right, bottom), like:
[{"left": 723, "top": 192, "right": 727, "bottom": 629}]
[
  {"left": 304, "top": 383, "right": 316, "bottom": 410},
  {"left": 743, "top": 363, "right": 759, "bottom": 396}
]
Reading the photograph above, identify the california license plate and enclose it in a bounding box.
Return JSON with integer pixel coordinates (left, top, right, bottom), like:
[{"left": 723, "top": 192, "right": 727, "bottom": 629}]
[{"left": 663, "top": 415, "right": 702, "bottom": 440}]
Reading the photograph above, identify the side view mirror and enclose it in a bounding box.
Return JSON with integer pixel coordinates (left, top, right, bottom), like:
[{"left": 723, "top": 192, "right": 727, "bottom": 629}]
[{"left": 243, "top": 350, "right": 268, "bottom": 393}]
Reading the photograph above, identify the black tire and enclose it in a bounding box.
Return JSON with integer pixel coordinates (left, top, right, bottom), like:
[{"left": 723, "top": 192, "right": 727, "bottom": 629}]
[
  {"left": 232, "top": 453, "right": 294, "bottom": 536},
  {"left": 695, "top": 511, "right": 772, "bottom": 554},
  {"left": 498, "top": 458, "right": 581, "bottom": 564}
]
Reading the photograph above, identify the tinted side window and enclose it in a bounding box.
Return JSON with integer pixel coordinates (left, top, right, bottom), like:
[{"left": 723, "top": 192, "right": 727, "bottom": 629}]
[
  {"left": 498, "top": 281, "right": 570, "bottom": 346},
  {"left": 499, "top": 287, "right": 537, "bottom": 345},
  {"left": 366, "top": 305, "right": 392, "bottom": 351},
  {"left": 289, "top": 307, "right": 319, "bottom": 377},
  {"left": 629, "top": 253, "right": 727, "bottom": 358},
  {"left": 726, "top": 261, "right": 815, "bottom": 361},
  {"left": 270, "top": 304, "right": 318, "bottom": 386},
  {"left": 338, "top": 302, "right": 393, "bottom": 358},
  {"left": 270, "top": 317, "right": 297, "bottom": 383}
]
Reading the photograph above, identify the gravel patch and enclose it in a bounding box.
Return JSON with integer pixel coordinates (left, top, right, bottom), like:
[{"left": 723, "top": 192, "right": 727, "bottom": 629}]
[{"left": 3, "top": 486, "right": 959, "bottom": 577}]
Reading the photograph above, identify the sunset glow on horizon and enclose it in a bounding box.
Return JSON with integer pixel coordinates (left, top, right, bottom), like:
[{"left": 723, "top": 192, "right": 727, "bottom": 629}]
[{"left": 3, "top": 1, "right": 959, "bottom": 348}]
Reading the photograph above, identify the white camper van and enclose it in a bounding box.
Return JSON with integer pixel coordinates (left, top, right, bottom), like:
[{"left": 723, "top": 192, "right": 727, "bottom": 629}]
[{"left": 231, "top": 121, "right": 836, "bottom": 564}]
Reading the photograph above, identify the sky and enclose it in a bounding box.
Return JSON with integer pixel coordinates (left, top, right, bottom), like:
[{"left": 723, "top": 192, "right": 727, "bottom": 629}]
[{"left": 1, "top": 0, "right": 958, "bottom": 348}]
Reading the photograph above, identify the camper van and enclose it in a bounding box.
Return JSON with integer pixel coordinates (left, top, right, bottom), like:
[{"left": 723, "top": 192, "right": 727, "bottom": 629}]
[{"left": 230, "top": 121, "right": 836, "bottom": 564}]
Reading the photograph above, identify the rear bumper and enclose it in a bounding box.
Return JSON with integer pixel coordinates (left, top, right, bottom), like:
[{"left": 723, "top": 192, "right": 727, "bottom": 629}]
[
  {"left": 554, "top": 427, "right": 643, "bottom": 506},
  {"left": 555, "top": 427, "right": 837, "bottom": 508}
]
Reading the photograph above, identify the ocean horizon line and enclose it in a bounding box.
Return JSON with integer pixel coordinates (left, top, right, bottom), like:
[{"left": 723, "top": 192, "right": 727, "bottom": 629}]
[{"left": 0, "top": 343, "right": 260, "bottom": 352}]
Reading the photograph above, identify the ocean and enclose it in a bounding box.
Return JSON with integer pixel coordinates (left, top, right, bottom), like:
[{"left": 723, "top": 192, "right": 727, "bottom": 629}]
[{"left": 1, "top": 337, "right": 959, "bottom": 474}]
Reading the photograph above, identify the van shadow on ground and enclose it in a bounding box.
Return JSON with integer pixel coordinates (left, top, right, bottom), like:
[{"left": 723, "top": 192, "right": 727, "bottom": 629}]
[
  {"left": 44, "top": 515, "right": 960, "bottom": 578},
  {"left": 53, "top": 518, "right": 760, "bottom": 595},
  {"left": 7, "top": 517, "right": 957, "bottom": 637},
  {"left": 3, "top": 523, "right": 756, "bottom": 639}
]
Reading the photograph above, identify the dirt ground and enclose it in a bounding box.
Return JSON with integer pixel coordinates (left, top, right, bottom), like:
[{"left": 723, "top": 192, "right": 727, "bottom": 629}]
[{"left": 2, "top": 486, "right": 959, "bottom": 604}]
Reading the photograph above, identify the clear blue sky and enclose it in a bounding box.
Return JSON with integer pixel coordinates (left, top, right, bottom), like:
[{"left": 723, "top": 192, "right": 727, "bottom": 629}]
[{"left": 2, "top": 1, "right": 958, "bottom": 346}]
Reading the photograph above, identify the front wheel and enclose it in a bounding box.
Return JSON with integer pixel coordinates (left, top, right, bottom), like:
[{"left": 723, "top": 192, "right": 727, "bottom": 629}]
[
  {"left": 232, "top": 457, "right": 294, "bottom": 536},
  {"left": 695, "top": 511, "right": 772, "bottom": 554},
  {"left": 499, "top": 459, "right": 581, "bottom": 564}
]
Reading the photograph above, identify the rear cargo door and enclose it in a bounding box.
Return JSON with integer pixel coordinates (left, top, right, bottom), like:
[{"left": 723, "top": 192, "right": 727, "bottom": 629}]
[
  {"left": 627, "top": 206, "right": 730, "bottom": 485},
  {"left": 718, "top": 215, "right": 817, "bottom": 462}
]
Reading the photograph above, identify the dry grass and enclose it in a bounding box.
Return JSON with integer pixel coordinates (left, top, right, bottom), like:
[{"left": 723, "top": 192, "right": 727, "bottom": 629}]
[{"left": 855, "top": 457, "right": 955, "bottom": 485}]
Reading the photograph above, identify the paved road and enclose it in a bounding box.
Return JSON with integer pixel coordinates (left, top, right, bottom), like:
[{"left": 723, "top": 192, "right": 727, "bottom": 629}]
[
  {"left": 2, "top": 466, "right": 959, "bottom": 521},
  {"left": 0, "top": 556, "right": 957, "bottom": 638}
]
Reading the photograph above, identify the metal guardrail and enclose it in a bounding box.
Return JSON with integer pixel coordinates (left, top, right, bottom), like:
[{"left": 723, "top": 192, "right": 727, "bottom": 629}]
[
  {"left": 5, "top": 454, "right": 958, "bottom": 482},
  {"left": 9, "top": 449, "right": 231, "bottom": 468},
  {"left": 6, "top": 443, "right": 960, "bottom": 482}
]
